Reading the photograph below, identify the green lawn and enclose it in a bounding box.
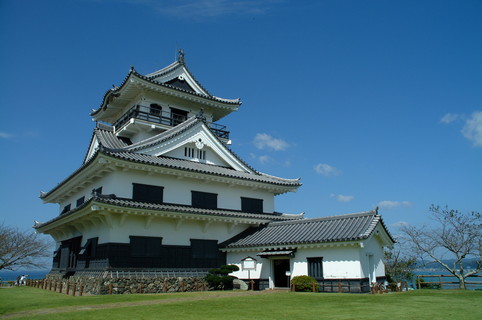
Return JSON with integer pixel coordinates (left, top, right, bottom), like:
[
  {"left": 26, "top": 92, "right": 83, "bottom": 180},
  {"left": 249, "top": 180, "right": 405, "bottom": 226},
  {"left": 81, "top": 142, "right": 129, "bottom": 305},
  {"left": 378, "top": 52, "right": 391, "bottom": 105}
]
[{"left": 1, "top": 287, "right": 481, "bottom": 320}]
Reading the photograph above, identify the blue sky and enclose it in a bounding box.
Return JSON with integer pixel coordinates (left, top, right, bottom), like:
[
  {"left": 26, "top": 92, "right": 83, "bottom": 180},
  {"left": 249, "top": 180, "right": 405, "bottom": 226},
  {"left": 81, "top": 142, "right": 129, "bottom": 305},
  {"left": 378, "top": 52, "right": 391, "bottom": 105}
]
[{"left": 0, "top": 0, "right": 481, "bottom": 237}]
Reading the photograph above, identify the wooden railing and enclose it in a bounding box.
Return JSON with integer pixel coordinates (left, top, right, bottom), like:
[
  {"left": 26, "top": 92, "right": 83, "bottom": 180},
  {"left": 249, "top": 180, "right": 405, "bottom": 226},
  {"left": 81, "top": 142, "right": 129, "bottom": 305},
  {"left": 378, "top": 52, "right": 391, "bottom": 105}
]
[{"left": 416, "top": 274, "right": 482, "bottom": 289}]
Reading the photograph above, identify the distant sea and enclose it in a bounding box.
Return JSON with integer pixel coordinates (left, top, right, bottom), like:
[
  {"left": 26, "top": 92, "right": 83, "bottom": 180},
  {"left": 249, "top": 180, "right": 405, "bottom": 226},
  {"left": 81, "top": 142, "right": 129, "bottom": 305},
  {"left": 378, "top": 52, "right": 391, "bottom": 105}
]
[
  {"left": 415, "top": 270, "right": 482, "bottom": 290},
  {"left": 0, "top": 270, "right": 49, "bottom": 282}
]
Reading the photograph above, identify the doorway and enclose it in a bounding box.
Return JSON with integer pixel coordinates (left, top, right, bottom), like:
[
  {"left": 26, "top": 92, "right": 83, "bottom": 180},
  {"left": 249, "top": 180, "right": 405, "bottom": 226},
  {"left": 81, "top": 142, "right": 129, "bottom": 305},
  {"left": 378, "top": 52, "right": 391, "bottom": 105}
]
[{"left": 273, "top": 259, "right": 290, "bottom": 288}]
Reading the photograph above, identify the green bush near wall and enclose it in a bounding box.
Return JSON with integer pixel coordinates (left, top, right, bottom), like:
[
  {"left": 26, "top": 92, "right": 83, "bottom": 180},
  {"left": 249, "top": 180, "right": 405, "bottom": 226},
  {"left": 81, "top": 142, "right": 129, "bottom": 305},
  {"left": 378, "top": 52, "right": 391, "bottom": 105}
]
[{"left": 291, "top": 275, "right": 319, "bottom": 292}]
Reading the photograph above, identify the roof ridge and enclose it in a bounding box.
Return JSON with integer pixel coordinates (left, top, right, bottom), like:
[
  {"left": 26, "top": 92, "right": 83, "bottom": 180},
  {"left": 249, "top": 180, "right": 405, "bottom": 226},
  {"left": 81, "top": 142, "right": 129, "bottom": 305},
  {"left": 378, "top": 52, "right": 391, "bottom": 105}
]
[
  {"left": 122, "top": 116, "right": 200, "bottom": 152},
  {"left": 269, "top": 209, "right": 378, "bottom": 226}
]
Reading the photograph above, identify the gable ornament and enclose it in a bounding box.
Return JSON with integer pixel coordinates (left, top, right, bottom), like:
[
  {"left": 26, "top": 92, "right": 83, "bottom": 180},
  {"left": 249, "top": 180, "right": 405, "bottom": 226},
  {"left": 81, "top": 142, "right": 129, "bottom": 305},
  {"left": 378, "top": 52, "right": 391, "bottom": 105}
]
[{"left": 195, "top": 138, "right": 205, "bottom": 149}]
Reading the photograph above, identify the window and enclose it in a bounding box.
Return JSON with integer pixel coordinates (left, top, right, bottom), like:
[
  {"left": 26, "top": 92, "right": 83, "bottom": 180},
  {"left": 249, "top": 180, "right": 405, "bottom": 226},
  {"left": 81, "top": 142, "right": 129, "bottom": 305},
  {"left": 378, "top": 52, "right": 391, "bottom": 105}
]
[
  {"left": 184, "top": 147, "right": 195, "bottom": 158},
  {"left": 132, "top": 183, "right": 164, "bottom": 204},
  {"left": 191, "top": 239, "right": 219, "bottom": 259},
  {"left": 170, "top": 108, "right": 188, "bottom": 126},
  {"left": 130, "top": 236, "right": 162, "bottom": 257},
  {"left": 197, "top": 149, "right": 206, "bottom": 160},
  {"left": 149, "top": 103, "right": 162, "bottom": 115},
  {"left": 92, "top": 187, "right": 103, "bottom": 196},
  {"left": 61, "top": 204, "right": 71, "bottom": 215},
  {"left": 76, "top": 196, "right": 85, "bottom": 207},
  {"left": 191, "top": 191, "right": 217, "bottom": 209},
  {"left": 307, "top": 257, "right": 323, "bottom": 279},
  {"left": 241, "top": 197, "right": 263, "bottom": 213},
  {"left": 184, "top": 147, "right": 206, "bottom": 160}
]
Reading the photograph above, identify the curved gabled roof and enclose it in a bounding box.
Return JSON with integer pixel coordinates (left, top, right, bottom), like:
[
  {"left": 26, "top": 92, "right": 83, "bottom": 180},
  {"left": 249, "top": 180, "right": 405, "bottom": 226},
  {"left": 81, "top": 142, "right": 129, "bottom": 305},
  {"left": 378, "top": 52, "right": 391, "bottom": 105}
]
[
  {"left": 41, "top": 116, "right": 301, "bottom": 201},
  {"left": 34, "top": 194, "right": 304, "bottom": 231},
  {"left": 91, "top": 52, "right": 241, "bottom": 122},
  {"left": 221, "top": 209, "right": 395, "bottom": 248}
]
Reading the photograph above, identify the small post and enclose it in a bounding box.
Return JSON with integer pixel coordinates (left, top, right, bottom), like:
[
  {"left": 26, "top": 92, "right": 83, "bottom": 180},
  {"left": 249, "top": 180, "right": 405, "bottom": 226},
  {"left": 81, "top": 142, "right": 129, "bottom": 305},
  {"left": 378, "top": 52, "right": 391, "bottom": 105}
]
[
  {"left": 417, "top": 275, "right": 421, "bottom": 289},
  {"left": 80, "top": 284, "right": 84, "bottom": 296},
  {"left": 59, "top": 282, "right": 63, "bottom": 293},
  {"left": 251, "top": 280, "right": 255, "bottom": 291},
  {"left": 439, "top": 276, "right": 443, "bottom": 289},
  {"left": 164, "top": 279, "right": 168, "bottom": 292},
  {"left": 312, "top": 282, "right": 316, "bottom": 292},
  {"left": 195, "top": 280, "right": 198, "bottom": 291},
  {"left": 73, "top": 283, "right": 77, "bottom": 296},
  {"left": 338, "top": 282, "right": 342, "bottom": 293},
  {"left": 109, "top": 283, "right": 113, "bottom": 295},
  {"left": 181, "top": 280, "right": 184, "bottom": 292},
  {"left": 66, "top": 282, "right": 70, "bottom": 295},
  {"left": 139, "top": 283, "right": 143, "bottom": 294},
  {"left": 202, "top": 281, "right": 205, "bottom": 292}
]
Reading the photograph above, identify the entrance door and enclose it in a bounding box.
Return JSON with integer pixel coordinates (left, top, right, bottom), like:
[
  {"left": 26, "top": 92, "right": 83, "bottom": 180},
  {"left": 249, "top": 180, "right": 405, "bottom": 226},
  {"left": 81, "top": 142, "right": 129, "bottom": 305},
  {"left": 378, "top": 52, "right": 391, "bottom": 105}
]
[{"left": 273, "top": 259, "right": 290, "bottom": 288}]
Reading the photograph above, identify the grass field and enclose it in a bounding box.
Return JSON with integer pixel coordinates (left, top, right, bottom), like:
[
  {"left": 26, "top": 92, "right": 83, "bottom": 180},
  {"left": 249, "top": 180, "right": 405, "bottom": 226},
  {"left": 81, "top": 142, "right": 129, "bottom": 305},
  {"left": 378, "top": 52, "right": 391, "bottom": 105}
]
[{"left": 1, "top": 287, "right": 481, "bottom": 320}]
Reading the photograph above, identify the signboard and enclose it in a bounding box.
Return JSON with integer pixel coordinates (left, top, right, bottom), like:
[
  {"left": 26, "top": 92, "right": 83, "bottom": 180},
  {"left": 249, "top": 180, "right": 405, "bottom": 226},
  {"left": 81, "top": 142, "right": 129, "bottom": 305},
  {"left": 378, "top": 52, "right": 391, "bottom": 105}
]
[{"left": 241, "top": 257, "right": 256, "bottom": 270}]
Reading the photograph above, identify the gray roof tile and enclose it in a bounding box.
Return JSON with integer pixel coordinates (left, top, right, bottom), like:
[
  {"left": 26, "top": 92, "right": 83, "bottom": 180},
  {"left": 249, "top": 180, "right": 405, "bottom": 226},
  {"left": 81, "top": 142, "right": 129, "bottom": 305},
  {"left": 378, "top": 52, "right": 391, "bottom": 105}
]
[
  {"left": 221, "top": 209, "right": 394, "bottom": 248},
  {"left": 35, "top": 195, "right": 303, "bottom": 229}
]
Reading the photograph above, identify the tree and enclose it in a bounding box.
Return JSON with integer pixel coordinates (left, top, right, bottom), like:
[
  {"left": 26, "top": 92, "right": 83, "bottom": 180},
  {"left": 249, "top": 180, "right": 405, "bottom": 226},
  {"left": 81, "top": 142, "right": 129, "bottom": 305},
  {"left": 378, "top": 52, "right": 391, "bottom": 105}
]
[
  {"left": 401, "top": 205, "right": 482, "bottom": 289},
  {"left": 0, "top": 223, "right": 52, "bottom": 271},
  {"left": 205, "top": 265, "right": 240, "bottom": 290},
  {"left": 384, "top": 244, "right": 417, "bottom": 285}
]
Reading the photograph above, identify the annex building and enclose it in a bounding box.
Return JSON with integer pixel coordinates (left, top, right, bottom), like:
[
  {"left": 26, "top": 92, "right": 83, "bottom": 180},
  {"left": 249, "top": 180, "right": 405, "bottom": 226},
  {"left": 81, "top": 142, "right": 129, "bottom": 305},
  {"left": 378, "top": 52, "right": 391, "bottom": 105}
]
[{"left": 35, "top": 51, "right": 394, "bottom": 292}]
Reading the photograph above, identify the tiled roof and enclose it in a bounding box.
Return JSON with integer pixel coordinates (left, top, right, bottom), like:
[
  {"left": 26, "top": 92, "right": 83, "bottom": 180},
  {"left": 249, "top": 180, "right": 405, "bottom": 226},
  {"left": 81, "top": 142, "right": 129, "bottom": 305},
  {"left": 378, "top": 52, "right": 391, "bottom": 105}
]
[
  {"left": 101, "top": 150, "right": 301, "bottom": 187},
  {"left": 34, "top": 195, "right": 303, "bottom": 229},
  {"left": 41, "top": 117, "right": 300, "bottom": 200},
  {"left": 221, "top": 209, "right": 394, "bottom": 248},
  {"left": 94, "top": 116, "right": 300, "bottom": 187},
  {"left": 91, "top": 60, "right": 240, "bottom": 118}
]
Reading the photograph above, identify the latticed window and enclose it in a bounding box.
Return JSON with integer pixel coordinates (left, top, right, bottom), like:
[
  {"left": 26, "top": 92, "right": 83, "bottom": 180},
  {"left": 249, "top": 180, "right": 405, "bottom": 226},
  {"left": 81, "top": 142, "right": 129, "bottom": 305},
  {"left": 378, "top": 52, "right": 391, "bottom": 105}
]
[
  {"left": 192, "top": 191, "right": 217, "bottom": 209},
  {"left": 132, "top": 183, "right": 164, "bottom": 204},
  {"left": 307, "top": 257, "right": 323, "bottom": 279},
  {"left": 241, "top": 197, "right": 263, "bottom": 213}
]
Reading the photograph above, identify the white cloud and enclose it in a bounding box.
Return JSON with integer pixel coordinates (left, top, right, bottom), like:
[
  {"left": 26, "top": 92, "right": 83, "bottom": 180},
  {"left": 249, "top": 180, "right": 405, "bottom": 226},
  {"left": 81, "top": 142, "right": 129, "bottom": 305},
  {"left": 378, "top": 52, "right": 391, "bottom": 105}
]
[
  {"left": 440, "top": 113, "right": 459, "bottom": 124},
  {"left": 461, "top": 111, "right": 482, "bottom": 147},
  {"left": 391, "top": 221, "right": 409, "bottom": 228},
  {"left": 253, "top": 133, "right": 289, "bottom": 151},
  {"left": 377, "top": 200, "right": 412, "bottom": 209},
  {"left": 0, "top": 132, "right": 13, "bottom": 139},
  {"left": 258, "top": 155, "right": 270, "bottom": 164},
  {"left": 330, "top": 193, "right": 354, "bottom": 202},
  {"left": 314, "top": 163, "right": 341, "bottom": 176},
  {"left": 147, "top": 0, "right": 282, "bottom": 19}
]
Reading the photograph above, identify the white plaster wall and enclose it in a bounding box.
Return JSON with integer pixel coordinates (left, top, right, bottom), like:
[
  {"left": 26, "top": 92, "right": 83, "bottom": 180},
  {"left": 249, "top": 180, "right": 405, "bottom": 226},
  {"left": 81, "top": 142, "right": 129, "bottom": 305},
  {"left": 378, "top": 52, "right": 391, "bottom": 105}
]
[
  {"left": 87, "top": 213, "right": 250, "bottom": 246},
  {"left": 292, "top": 246, "right": 363, "bottom": 279},
  {"left": 227, "top": 245, "right": 366, "bottom": 282},
  {"left": 360, "top": 232, "right": 386, "bottom": 279},
  {"left": 58, "top": 181, "right": 105, "bottom": 215},
  {"left": 226, "top": 250, "right": 270, "bottom": 280},
  {"left": 98, "top": 171, "right": 275, "bottom": 213},
  {"left": 57, "top": 166, "right": 276, "bottom": 216}
]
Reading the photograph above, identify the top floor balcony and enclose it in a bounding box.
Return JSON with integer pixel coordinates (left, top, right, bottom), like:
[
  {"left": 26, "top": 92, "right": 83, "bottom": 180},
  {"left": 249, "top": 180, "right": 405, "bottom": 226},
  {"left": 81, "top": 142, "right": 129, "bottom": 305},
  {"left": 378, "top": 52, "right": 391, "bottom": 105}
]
[{"left": 113, "top": 105, "right": 230, "bottom": 140}]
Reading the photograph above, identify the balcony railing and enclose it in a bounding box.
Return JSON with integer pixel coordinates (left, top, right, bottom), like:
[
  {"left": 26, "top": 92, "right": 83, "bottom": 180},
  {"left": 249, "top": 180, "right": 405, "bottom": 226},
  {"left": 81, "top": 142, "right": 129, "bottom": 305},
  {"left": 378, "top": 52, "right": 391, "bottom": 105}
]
[{"left": 113, "top": 105, "right": 229, "bottom": 140}]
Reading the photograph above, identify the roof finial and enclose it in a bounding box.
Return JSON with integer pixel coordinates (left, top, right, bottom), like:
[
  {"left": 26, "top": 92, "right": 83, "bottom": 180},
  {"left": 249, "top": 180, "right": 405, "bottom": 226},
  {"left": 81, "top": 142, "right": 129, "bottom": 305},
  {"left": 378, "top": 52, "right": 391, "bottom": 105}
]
[{"left": 177, "top": 49, "right": 185, "bottom": 64}]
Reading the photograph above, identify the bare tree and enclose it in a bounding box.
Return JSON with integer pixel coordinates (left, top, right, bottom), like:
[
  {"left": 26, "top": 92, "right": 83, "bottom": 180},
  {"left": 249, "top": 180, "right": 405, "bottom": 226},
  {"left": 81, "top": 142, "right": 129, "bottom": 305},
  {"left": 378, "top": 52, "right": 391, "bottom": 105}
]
[
  {"left": 401, "top": 205, "right": 481, "bottom": 289},
  {"left": 384, "top": 242, "right": 417, "bottom": 285},
  {"left": 0, "top": 223, "right": 52, "bottom": 271}
]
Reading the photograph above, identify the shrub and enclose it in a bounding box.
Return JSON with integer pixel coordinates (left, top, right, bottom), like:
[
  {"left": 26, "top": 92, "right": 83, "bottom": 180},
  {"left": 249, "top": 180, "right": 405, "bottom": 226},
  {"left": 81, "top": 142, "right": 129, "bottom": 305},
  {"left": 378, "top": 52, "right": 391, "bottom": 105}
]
[
  {"left": 205, "top": 265, "right": 240, "bottom": 290},
  {"left": 291, "top": 275, "right": 319, "bottom": 292}
]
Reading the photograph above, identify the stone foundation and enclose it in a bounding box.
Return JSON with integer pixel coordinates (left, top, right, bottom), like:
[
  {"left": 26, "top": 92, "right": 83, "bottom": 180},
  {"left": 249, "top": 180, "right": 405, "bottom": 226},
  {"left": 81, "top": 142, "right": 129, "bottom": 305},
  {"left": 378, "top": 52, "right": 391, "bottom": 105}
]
[{"left": 44, "top": 273, "right": 208, "bottom": 295}]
